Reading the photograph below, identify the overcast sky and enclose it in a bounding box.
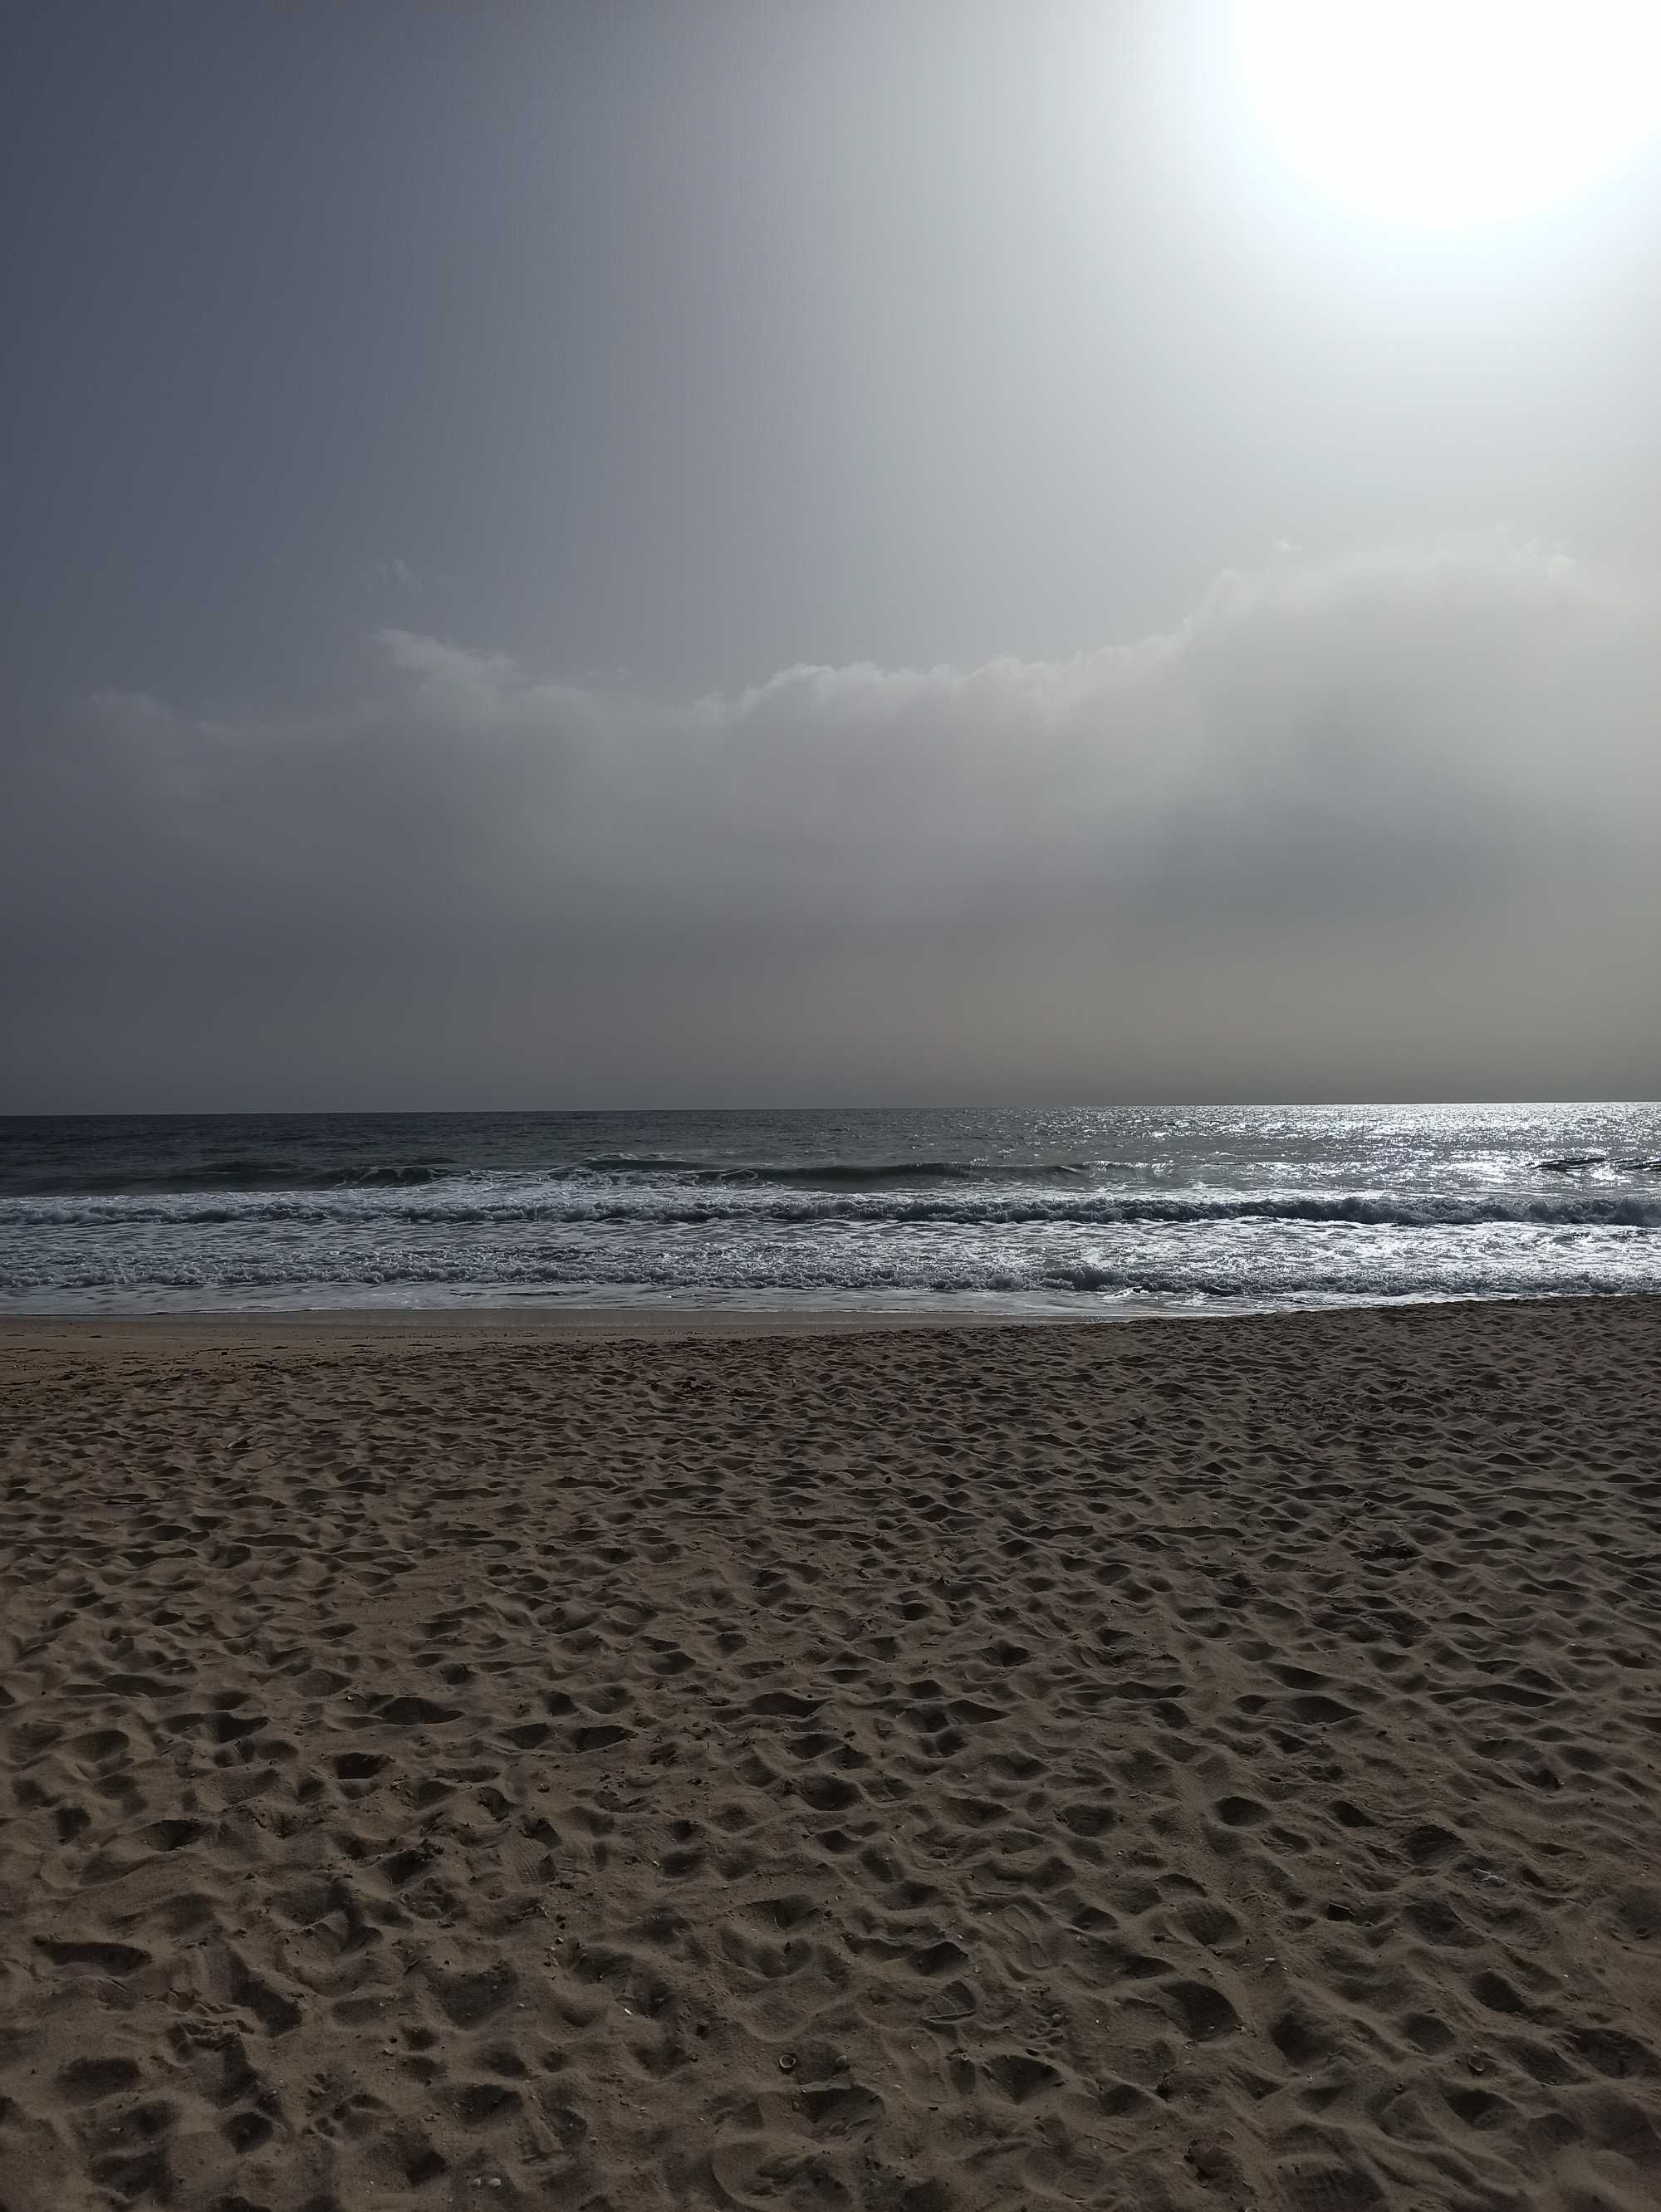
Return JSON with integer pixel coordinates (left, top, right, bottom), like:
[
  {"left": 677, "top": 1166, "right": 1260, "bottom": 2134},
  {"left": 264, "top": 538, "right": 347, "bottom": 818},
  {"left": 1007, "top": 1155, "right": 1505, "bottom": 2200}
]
[{"left": 4, "top": 0, "right": 1659, "bottom": 1109}]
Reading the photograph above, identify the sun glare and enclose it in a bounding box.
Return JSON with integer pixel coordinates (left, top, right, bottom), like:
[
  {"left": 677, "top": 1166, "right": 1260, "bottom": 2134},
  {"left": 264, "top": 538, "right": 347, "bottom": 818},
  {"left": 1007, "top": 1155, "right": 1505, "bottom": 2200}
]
[{"left": 1237, "top": 0, "right": 1661, "bottom": 228}]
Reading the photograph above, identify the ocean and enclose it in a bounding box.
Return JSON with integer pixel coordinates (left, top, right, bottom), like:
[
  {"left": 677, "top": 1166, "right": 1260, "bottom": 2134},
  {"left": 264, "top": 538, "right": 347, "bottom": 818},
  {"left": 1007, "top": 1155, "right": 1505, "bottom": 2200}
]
[{"left": 2, "top": 1104, "right": 1659, "bottom": 1318}]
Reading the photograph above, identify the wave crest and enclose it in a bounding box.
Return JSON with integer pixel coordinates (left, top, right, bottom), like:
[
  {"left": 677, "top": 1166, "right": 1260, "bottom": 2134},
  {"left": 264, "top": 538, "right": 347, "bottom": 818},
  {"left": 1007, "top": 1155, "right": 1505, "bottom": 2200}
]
[{"left": 7, "top": 1187, "right": 1659, "bottom": 1231}]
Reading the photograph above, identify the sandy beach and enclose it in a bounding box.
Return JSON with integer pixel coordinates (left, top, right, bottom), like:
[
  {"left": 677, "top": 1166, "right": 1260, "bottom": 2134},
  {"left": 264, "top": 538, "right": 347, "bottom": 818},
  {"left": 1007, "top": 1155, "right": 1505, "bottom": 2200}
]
[{"left": 2, "top": 1299, "right": 1659, "bottom": 2212}]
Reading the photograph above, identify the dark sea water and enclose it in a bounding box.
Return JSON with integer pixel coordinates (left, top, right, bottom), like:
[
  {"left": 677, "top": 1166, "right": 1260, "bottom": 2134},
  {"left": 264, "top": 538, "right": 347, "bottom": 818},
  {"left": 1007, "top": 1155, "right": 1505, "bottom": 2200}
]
[{"left": 2, "top": 1104, "right": 1659, "bottom": 1317}]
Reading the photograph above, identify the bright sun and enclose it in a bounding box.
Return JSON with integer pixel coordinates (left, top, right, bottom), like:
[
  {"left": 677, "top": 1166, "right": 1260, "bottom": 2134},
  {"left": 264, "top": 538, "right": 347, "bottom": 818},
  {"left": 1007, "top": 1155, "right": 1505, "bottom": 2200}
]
[{"left": 1237, "top": 0, "right": 1661, "bottom": 228}]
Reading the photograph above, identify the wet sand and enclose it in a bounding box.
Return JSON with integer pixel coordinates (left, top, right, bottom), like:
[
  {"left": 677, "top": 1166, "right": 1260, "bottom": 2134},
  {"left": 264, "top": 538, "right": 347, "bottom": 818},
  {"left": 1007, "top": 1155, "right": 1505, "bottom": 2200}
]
[{"left": 2, "top": 1299, "right": 1659, "bottom": 2210}]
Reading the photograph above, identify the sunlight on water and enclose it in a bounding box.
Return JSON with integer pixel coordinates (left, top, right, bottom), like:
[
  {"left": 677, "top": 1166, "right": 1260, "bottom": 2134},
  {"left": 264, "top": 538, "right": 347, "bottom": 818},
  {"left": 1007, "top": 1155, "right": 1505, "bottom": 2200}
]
[{"left": 2, "top": 1104, "right": 1658, "bottom": 1316}]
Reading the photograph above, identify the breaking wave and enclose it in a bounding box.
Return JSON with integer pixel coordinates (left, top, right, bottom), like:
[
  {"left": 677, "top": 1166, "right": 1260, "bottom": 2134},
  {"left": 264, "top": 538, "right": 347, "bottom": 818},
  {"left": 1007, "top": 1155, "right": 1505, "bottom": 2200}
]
[
  {"left": 7, "top": 1106, "right": 1660, "bottom": 1315},
  {"left": 6, "top": 1152, "right": 1130, "bottom": 1198},
  {"left": 0, "top": 1233, "right": 1650, "bottom": 1306},
  {"left": 7, "top": 1187, "right": 1659, "bottom": 1231}
]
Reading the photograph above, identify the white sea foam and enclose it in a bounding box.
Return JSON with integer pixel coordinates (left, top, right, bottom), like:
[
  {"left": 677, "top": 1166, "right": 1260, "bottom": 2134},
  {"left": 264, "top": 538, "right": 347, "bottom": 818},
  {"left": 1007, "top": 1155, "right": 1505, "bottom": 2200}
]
[
  {"left": 3, "top": 1104, "right": 1659, "bottom": 1314},
  {"left": 4, "top": 1182, "right": 1659, "bottom": 1232}
]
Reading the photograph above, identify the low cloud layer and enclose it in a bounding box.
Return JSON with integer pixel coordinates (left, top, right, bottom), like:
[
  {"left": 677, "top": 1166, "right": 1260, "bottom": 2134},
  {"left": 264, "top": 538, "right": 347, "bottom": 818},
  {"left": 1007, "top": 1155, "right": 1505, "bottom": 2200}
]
[{"left": 5, "top": 539, "right": 1658, "bottom": 1108}]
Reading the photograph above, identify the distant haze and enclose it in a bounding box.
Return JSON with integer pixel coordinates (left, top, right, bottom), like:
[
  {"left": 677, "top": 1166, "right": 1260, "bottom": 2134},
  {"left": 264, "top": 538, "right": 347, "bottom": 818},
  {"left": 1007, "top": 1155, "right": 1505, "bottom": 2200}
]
[{"left": 3, "top": 2, "right": 1659, "bottom": 1108}]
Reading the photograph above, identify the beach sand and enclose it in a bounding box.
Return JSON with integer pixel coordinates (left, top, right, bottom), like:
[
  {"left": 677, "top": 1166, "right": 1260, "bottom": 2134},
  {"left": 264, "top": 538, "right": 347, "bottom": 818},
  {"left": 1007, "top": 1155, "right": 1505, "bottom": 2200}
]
[{"left": 2, "top": 1299, "right": 1659, "bottom": 2212}]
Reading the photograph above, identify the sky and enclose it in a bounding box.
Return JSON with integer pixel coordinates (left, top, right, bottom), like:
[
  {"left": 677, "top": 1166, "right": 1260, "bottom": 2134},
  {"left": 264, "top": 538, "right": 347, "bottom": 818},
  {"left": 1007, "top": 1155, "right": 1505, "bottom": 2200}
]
[{"left": 3, "top": 0, "right": 1659, "bottom": 1109}]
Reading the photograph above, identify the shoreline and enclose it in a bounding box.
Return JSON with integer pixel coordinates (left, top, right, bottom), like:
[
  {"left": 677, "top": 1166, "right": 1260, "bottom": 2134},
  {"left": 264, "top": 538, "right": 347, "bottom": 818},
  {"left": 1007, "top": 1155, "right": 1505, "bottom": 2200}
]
[{"left": 1, "top": 1285, "right": 1654, "bottom": 1351}]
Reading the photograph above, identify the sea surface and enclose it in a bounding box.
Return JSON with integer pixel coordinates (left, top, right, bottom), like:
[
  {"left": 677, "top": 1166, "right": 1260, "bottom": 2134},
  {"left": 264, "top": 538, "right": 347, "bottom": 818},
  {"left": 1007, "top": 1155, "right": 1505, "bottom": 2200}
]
[{"left": 2, "top": 1105, "right": 1659, "bottom": 1319}]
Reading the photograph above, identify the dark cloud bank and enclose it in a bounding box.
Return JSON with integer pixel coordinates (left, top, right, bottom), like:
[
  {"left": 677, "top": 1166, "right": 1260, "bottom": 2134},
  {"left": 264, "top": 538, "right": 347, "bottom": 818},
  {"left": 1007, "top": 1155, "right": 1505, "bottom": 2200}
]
[{"left": 5, "top": 540, "right": 1657, "bottom": 1109}]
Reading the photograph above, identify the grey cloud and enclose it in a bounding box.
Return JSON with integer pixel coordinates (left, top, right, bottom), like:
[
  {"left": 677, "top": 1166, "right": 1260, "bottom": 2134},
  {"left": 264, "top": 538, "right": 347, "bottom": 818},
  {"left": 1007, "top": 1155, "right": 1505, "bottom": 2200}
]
[{"left": 3, "top": 539, "right": 1657, "bottom": 1108}]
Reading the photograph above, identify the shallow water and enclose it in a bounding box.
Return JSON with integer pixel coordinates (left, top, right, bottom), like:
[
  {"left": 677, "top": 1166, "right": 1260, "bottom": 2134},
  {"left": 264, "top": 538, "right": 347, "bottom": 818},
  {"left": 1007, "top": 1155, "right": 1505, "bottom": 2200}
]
[{"left": 2, "top": 1102, "right": 1659, "bottom": 1315}]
